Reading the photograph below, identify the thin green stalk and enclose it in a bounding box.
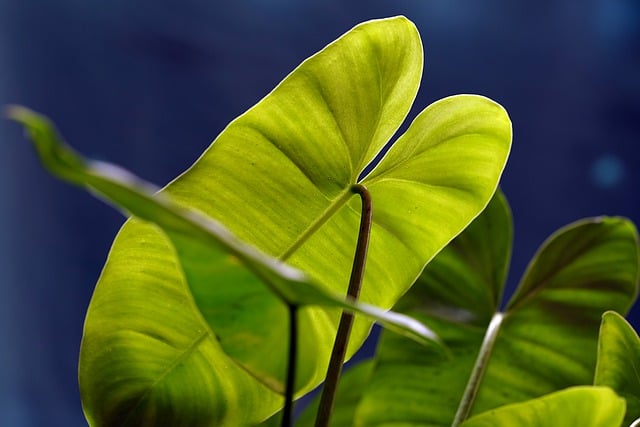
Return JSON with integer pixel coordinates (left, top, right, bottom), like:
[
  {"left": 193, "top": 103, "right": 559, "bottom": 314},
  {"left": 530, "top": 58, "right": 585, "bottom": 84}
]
[
  {"left": 315, "top": 184, "right": 372, "bottom": 427},
  {"left": 282, "top": 304, "right": 298, "bottom": 427},
  {"left": 451, "top": 312, "right": 505, "bottom": 427}
]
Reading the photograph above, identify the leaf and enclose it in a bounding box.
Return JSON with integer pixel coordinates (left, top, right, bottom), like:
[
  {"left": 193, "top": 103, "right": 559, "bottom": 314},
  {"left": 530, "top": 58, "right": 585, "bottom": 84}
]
[
  {"left": 356, "top": 191, "right": 639, "bottom": 426},
  {"left": 595, "top": 311, "right": 640, "bottom": 426},
  {"left": 10, "top": 15, "right": 511, "bottom": 425},
  {"left": 154, "top": 15, "right": 510, "bottom": 396},
  {"left": 459, "top": 386, "right": 625, "bottom": 427},
  {"left": 8, "top": 106, "right": 441, "bottom": 425}
]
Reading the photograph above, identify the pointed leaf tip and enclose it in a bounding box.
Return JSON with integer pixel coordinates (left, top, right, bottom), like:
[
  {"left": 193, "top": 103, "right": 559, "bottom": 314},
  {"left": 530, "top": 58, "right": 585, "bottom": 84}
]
[
  {"left": 595, "top": 311, "right": 640, "bottom": 426},
  {"left": 5, "top": 105, "right": 52, "bottom": 134},
  {"left": 4, "top": 104, "right": 30, "bottom": 120}
]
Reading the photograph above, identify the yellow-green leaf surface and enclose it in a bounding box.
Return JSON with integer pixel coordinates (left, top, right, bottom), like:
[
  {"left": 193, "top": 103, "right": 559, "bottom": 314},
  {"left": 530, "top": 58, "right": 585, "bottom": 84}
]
[
  {"left": 9, "top": 106, "right": 440, "bottom": 425},
  {"left": 595, "top": 311, "right": 640, "bottom": 426},
  {"left": 459, "top": 387, "right": 625, "bottom": 427},
  {"left": 10, "top": 15, "right": 511, "bottom": 425},
  {"left": 160, "top": 16, "right": 509, "bottom": 396},
  {"left": 356, "top": 192, "right": 639, "bottom": 426}
]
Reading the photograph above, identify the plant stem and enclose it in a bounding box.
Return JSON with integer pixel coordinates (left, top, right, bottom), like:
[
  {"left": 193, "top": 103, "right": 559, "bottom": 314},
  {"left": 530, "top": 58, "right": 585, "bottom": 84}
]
[
  {"left": 282, "top": 304, "right": 298, "bottom": 427},
  {"left": 451, "top": 312, "right": 505, "bottom": 427},
  {"left": 315, "top": 184, "right": 372, "bottom": 427}
]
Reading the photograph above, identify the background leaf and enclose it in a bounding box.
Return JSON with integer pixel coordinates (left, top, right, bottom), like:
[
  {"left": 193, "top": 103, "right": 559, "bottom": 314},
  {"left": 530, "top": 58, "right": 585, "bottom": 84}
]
[
  {"left": 595, "top": 311, "right": 640, "bottom": 426},
  {"left": 459, "top": 386, "right": 625, "bottom": 427},
  {"left": 356, "top": 192, "right": 639, "bottom": 426}
]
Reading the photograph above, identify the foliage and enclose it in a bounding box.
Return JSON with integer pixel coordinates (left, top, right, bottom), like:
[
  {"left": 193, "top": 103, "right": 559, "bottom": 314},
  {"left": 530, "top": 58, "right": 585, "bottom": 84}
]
[
  {"left": 298, "top": 190, "right": 639, "bottom": 426},
  {"left": 8, "top": 105, "right": 440, "bottom": 425},
  {"left": 595, "top": 311, "right": 640, "bottom": 426},
  {"left": 459, "top": 386, "right": 626, "bottom": 427},
  {"left": 8, "top": 14, "right": 640, "bottom": 427}
]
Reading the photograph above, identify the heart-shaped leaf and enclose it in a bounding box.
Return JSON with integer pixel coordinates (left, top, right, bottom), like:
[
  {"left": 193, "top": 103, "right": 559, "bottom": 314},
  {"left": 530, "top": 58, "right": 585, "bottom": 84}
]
[
  {"left": 10, "top": 15, "right": 511, "bottom": 425},
  {"left": 459, "top": 386, "right": 625, "bottom": 427},
  {"left": 356, "top": 191, "right": 639, "bottom": 426},
  {"left": 595, "top": 311, "right": 640, "bottom": 426},
  {"left": 158, "top": 15, "right": 510, "bottom": 396}
]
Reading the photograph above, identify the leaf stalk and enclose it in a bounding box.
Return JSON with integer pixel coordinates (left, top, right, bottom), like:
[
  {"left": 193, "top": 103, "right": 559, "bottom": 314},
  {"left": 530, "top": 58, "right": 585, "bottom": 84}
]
[
  {"left": 282, "top": 304, "right": 299, "bottom": 427},
  {"left": 315, "top": 184, "right": 372, "bottom": 427},
  {"left": 451, "top": 311, "right": 505, "bottom": 427}
]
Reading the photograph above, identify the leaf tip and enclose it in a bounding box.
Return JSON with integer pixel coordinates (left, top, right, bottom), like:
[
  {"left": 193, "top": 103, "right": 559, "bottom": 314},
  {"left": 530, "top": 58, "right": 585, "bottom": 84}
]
[
  {"left": 4, "top": 104, "right": 30, "bottom": 122},
  {"left": 4, "top": 104, "right": 48, "bottom": 139},
  {"left": 404, "top": 319, "right": 450, "bottom": 357}
]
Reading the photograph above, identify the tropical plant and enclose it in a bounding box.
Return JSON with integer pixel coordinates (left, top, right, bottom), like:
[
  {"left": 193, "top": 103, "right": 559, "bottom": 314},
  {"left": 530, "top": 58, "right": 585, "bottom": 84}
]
[
  {"left": 7, "top": 14, "right": 640, "bottom": 427},
  {"left": 595, "top": 311, "right": 640, "bottom": 426},
  {"left": 296, "top": 190, "right": 639, "bottom": 426}
]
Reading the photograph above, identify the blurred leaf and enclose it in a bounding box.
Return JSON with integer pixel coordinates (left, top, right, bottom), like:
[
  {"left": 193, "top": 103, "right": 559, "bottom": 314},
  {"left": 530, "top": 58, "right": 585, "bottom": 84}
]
[
  {"left": 10, "top": 15, "right": 511, "bottom": 426},
  {"left": 459, "top": 386, "right": 625, "bottom": 427},
  {"left": 595, "top": 311, "right": 640, "bottom": 426},
  {"left": 356, "top": 192, "right": 639, "bottom": 426}
]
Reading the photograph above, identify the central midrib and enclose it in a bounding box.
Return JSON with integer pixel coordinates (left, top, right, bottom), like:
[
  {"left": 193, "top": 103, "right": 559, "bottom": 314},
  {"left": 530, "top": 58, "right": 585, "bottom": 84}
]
[
  {"left": 121, "top": 329, "right": 210, "bottom": 426},
  {"left": 278, "top": 187, "right": 354, "bottom": 261}
]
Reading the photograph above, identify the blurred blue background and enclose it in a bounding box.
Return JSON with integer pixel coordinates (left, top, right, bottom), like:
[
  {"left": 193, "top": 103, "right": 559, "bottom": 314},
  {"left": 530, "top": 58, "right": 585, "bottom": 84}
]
[{"left": 0, "top": 1, "right": 639, "bottom": 425}]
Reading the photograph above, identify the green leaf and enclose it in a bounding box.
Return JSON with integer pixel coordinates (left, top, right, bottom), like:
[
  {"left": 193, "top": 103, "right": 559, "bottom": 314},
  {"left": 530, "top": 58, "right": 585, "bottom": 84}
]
[
  {"left": 392, "top": 188, "right": 512, "bottom": 326},
  {"left": 595, "top": 311, "right": 640, "bottom": 426},
  {"left": 10, "top": 15, "right": 511, "bottom": 425},
  {"left": 459, "top": 386, "right": 625, "bottom": 427},
  {"left": 152, "top": 15, "right": 510, "bottom": 397},
  {"left": 356, "top": 192, "right": 639, "bottom": 426},
  {"left": 8, "top": 105, "right": 441, "bottom": 425}
]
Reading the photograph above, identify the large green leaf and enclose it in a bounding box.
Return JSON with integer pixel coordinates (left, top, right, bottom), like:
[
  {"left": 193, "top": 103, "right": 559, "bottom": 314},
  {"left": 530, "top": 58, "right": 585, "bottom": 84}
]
[
  {"left": 356, "top": 192, "right": 639, "bottom": 426},
  {"left": 459, "top": 386, "right": 625, "bottom": 427},
  {"left": 10, "top": 15, "right": 511, "bottom": 425},
  {"left": 159, "top": 15, "right": 510, "bottom": 396},
  {"left": 9, "top": 106, "right": 441, "bottom": 425},
  {"left": 595, "top": 311, "right": 640, "bottom": 426}
]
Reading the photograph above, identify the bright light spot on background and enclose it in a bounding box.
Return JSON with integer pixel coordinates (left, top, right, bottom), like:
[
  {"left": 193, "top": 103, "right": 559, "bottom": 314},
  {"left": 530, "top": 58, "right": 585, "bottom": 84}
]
[
  {"left": 595, "top": 0, "right": 639, "bottom": 46},
  {"left": 590, "top": 154, "right": 626, "bottom": 189}
]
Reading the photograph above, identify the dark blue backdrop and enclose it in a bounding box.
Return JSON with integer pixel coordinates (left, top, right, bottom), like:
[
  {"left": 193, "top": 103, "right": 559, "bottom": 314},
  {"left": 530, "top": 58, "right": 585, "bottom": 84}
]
[{"left": 1, "top": 1, "right": 638, "bottom": 425}]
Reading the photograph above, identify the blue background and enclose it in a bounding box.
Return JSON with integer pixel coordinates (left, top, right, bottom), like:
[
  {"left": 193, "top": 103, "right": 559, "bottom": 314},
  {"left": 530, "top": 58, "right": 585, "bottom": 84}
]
[{"left": 1, "top": 1, "right": 639, "bottom": 425}]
